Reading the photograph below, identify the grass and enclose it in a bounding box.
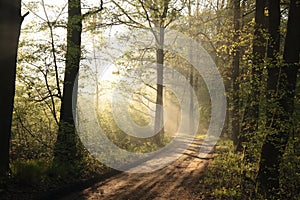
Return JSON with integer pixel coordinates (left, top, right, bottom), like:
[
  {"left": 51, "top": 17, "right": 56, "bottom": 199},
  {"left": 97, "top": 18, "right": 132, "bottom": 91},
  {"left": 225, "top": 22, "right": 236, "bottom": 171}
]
[
  {"left": 197, "top": 139, "right": 256, "bottom": 200},
  {"left": 196, "top": 137, "right": 300, "bottom": 200}
]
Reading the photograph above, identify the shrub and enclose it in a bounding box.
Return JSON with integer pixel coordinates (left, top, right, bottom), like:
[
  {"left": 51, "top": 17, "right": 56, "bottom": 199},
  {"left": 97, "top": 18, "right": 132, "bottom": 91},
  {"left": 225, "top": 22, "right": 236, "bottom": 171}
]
[{"left": 11, "top": 159, "right": 49, "bottom": 186}]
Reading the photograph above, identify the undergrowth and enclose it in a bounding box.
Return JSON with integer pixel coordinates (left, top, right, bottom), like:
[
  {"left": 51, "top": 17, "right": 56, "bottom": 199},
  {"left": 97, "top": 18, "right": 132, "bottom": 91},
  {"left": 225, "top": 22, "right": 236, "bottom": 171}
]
[
  {"left": 198, "top": 139, "right": 256, "bottom": 200},
  {"left": 197, "top": 138, "right": 300, "bottom": 200}
]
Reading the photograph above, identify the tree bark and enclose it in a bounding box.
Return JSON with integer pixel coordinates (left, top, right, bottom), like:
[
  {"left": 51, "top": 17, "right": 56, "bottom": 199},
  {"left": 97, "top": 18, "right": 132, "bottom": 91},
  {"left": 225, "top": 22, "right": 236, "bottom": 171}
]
[
  {"left": 54, "top": 0, "right": 83, "bottom": 163},
  {"left": 239, "top": 0, "right": 267, "bottom": 155},
  {"left": 153, "top": 0, "right": 169, "bottom": 145},
  {"left": 0, "top": 0, "right": 24, "bottom": 177},
  {"left": 256, "top": 0, "right": 300, "bottom": 197},
  {"left": 154, "top": 28, "right": 165, "bottom": 145},
  {"left": 231, "top": 0, "right": 241, "bottom": 151},
  {"left": 188, "top": 0, "right": 194, "bottom": 134}
]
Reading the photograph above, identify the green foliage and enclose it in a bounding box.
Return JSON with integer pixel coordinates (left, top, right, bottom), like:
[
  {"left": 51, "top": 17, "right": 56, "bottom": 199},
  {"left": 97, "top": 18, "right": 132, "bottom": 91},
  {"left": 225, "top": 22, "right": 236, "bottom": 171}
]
[
  {"left": 11, "top": 159, "right": 50, "bottom": 186},
  {"left": 198, "top": 140, "right": 256, "bottom": 199},
  {"left": 198, "top": 137, "right": 300, "bottom": 199},
  {"left": 3, "top": 0, "right": 297, "bottom": 199},
  {"left": 280, "top": 132, "right": 300, "bottom": 199},
  {"left": 11, "top": 84, "right": 57, "bottom": 161},
  {"left": 96, "top": 97, "right": 170, "bottom": 153},
  {"left": 49, "top": 160, "right": 83, "bottom": 180}
]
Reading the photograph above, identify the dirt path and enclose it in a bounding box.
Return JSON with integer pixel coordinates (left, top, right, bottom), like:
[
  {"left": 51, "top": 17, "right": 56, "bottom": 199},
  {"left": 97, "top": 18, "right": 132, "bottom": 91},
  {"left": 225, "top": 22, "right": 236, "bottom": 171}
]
[{"left": 60, "top": 138, "right": 212, "bottom": 200}]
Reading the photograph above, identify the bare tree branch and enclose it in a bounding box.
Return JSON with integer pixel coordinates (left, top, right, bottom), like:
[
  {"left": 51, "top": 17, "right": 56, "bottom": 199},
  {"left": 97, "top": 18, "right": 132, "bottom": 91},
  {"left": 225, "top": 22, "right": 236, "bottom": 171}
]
[{"left": 82, "top": 0, "right": 104, "bottom": 19}]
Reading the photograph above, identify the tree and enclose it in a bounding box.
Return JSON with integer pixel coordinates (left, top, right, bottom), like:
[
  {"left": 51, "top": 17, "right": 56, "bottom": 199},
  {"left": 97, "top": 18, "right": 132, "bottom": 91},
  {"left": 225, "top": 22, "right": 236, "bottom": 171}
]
[
  {"left": 54, "top": 0, "right": 83, "bottom": 163},
  {"left": 231, "top": 0, "right": 241, "bottom": 150},
  {"left": 256, "top": 0, "right": 300, "bottom": 196},
  {"left": 239, "top": 0, "right": 267, "bottom": 153},
  {"left": 187, "top": 0, "right": 195, "bottom": 134},
  {"left": 0, "top": 0, "right": 28, "bottom": 177},
  {"left": 138, "top": 0, "right": 182, "bottom": 145},
  {"left": 109, "top": 0, "right": 183, "bottom": 145},
  {"left": 54, "top": 0, "right": 104, "bottom": 164},
  {"left": 151, "top": 0, "right": 170, "bottom": 145}
]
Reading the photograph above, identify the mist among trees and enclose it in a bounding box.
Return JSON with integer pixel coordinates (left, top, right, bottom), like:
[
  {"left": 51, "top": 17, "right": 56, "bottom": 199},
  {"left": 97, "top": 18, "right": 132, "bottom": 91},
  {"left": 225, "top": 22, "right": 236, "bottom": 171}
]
[{"left": 0, "top": 0, "right": 299, "bottom": 199}]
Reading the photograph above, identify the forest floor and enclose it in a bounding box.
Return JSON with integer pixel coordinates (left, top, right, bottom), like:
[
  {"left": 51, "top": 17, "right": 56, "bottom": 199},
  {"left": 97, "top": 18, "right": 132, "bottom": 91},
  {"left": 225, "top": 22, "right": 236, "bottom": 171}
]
[{"left": 59, "top": 138, "right": 213, "bottom": 200}]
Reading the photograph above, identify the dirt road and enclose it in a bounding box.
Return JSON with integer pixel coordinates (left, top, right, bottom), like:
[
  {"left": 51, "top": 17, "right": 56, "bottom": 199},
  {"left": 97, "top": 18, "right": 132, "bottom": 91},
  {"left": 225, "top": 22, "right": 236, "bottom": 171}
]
[{"left": 60, "top": 138, "right": 212, "bottom": 200}]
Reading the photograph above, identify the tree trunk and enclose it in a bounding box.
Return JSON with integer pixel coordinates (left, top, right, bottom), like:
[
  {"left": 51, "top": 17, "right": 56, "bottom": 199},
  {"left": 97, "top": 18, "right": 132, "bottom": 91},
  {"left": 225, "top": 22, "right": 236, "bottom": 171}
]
[
  {"left": 153, "top": 1, "right": 169, "bottom": 145},
  {"left": 54, "top": 0, "right": 83, "bottom": 164},
  {"left": 239, "top": 0, "right": 267, "bottom": 155},
  {"left": 231, "top": 0, "right": 241, "bottom": 151},
  {"left": 0, "top": 0, "right": 24, "bottom": 177},
  {"left": 154, "top": 27, "right": 165, "bottom": 145},
  {"left": 188, "top": 0, "right": 194, "bottom": 134},
  {"left": 189, "top": 68, "right": 194, "bottom": 133},
  {"left": 256, "top": 0, "right": 300, "bottom": 197}
]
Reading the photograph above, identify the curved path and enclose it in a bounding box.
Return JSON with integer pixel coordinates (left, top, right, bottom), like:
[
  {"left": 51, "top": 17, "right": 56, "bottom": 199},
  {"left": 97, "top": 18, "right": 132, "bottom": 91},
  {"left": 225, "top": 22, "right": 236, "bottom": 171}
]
[{"left": 60, "top": 138, "right": 212, "bottom": 200}]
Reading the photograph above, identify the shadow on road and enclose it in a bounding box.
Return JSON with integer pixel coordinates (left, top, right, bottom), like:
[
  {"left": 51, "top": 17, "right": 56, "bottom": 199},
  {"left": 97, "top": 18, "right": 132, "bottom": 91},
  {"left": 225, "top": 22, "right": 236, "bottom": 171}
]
[{"left": 60, "top": 138, "right": 213, "bottom": 200}]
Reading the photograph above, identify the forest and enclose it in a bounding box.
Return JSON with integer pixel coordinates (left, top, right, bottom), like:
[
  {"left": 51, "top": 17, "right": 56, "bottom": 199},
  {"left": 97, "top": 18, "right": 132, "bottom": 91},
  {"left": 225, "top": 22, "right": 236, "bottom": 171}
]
[{"left": 0, "top": 0, "right": 299, "bottom": 199}]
